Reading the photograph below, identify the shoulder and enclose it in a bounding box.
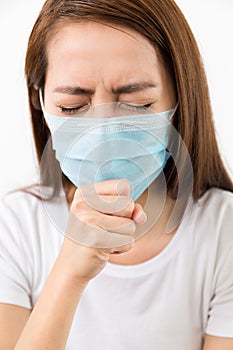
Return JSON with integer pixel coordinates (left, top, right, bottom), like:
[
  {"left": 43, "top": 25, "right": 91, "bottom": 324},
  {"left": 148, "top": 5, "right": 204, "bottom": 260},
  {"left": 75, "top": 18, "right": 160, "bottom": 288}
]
[
  {"left": 0, "top": 185, "right": 66, "bottom": 215},
  {"left": 0, "top": 187, "right": 41, "bottom": 211},
  {"left": 183, "top": 188, "right": 233, "bottom": 261},
  {"left": 0, "top": 185, "right": 60, "bottom": 209},
  {"left": 0, "top": 188, "right": 46, "bottom": 245},
  {"left": 0, "top": 185, "right": 67, "bottom": 271},
  {"left": 199, "top": 190, "right": 233, "bottom": 338},
  {"left": 190, "top": 188, "right": 233, "bottom": 261},
  {"left": 197, "top": 187, "right": 233, "bottom": 208},
  {"left": 0, "top": 188, "right": 40, "bottom": 229},
  {"left": 0, "top": 186, "right": 68, "bottom": 240},
  {"left": 194, "top": 188, "right": 233, "bottom": 229},
  {"left": 0, "top": 187, "right": 67, "bottom": 308}
]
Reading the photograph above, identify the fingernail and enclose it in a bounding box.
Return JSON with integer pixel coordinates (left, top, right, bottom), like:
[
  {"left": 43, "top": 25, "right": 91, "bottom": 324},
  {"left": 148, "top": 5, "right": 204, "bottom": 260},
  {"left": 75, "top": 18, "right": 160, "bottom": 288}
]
[{"left": 135, "top": 210, "right": 147, "bottom": 224}]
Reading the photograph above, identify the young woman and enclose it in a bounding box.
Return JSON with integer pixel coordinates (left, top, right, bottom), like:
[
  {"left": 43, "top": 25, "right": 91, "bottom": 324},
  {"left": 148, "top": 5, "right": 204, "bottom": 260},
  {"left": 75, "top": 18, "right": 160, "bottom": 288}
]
[{"left": 0, "top": 0, "right": 233, "bottom": 349}]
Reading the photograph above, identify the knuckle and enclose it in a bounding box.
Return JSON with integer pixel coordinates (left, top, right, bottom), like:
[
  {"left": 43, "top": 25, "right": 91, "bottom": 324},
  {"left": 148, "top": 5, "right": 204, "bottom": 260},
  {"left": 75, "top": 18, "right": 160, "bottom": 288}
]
[
  {"left": 73, "top": 186, "right": 84, "bottom": 201},
  {"left": 82, "top": 214, "right": 97, "bottom": 226},
  {"left": 71, "top": 198, "right": 86, "bottom": 211},
  {"left": 116, "top": 179, "right": 131, "bottom": 195},
  {"left": 71, "top": 201, "right": 97, "bottom": 226},
  {"left": 125, "top": 198, "right": 135, "bottom": 216},
  {"left": 127, "top": 220, "right": 136, "bottom": 234}
]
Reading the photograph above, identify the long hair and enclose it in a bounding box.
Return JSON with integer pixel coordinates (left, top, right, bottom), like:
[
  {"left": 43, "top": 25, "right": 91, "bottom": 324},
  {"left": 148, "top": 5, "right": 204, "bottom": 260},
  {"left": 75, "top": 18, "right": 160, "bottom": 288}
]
[{"left": 25, "top": 0, "right": 233, "bottom": 200}]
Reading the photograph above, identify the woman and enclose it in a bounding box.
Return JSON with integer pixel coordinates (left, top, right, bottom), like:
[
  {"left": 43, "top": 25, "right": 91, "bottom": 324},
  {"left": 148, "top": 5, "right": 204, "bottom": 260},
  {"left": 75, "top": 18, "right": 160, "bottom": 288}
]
[{"left": 0, "top": 0, "right": 233, "bottom": 349}]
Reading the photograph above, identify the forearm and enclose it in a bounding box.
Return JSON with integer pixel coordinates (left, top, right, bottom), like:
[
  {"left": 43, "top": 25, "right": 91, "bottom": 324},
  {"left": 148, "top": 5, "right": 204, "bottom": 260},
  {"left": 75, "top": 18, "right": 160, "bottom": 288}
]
[{"left": 14, "top": 255, "right": 88, "bottom": 350}]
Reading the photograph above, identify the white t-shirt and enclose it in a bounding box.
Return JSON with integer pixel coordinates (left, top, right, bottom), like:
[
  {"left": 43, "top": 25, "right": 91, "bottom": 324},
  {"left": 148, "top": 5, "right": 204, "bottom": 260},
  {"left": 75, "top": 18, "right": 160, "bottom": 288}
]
[{"left": 0, "top": 187, "right": 233, "bottom": 350}]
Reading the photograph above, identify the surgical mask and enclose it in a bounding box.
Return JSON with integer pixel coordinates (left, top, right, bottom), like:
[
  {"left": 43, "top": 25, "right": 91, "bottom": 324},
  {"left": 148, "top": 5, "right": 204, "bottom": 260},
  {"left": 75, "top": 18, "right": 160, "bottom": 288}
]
[{"left": 39, "top": 92, "right": 175, "bottom": 201}]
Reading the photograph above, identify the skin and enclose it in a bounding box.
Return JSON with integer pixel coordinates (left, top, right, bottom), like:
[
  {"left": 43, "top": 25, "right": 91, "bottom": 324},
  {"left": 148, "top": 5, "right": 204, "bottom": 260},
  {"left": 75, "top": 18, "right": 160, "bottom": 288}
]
[
  {"left": 1, "top": 21, "right": 231, "bottom": 350},
  {"left": 44, "top": 21, "right": 178, "bottom": 265},
  {"left": 44, "top": 22, "right": 176, "bottom": 114}
]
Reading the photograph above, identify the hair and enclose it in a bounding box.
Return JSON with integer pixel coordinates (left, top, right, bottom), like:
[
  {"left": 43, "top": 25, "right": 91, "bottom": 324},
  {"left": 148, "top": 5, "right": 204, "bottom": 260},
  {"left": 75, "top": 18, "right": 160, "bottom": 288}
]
[{"left": 25, "top": 0, "right": 233, "bottom": 201}]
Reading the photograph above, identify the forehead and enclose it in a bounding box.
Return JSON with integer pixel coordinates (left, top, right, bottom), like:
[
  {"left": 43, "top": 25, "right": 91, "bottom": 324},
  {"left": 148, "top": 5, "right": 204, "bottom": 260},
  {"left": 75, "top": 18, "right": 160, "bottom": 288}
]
[
  {"left": 46, "top": 22, "right": 162, "bottom": 81},
  {"left": 43, "top": 21, "right": 176, "bottom": 114},
  {"left": 47, "top": 21, "right": 156, "bottom": 57}
]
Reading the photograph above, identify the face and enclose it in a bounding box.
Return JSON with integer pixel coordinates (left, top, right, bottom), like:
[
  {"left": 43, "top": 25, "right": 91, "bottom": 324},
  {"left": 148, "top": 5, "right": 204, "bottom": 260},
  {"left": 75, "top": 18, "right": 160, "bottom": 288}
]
[{"left": 43, "top": 21, "right": 176, "bottom": 116}]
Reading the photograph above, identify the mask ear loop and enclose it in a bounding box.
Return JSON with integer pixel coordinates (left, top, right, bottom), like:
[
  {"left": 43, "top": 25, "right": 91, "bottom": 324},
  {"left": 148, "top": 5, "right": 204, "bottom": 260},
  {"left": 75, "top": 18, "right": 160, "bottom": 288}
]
[
  {"left": 38, "top": 88, "right": 51, "bottom": 131},
  {"left": 171, "top": 102, "right": 179, "bottom": 118},
  {"left": 39, "top": 88, "right": 46, "bottom": 114}
]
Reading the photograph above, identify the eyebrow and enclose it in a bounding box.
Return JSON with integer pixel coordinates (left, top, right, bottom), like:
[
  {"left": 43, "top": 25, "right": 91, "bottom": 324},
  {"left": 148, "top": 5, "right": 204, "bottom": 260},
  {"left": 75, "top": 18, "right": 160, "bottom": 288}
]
[
  {"left": 53, "top": 86, "right": 94, "bottom": 95},
  {"left": 53, "top": 81, "right": 157, "bottom": 95},
  {"left": 113, "top": 82, "right": 157, "bottom": 94}
]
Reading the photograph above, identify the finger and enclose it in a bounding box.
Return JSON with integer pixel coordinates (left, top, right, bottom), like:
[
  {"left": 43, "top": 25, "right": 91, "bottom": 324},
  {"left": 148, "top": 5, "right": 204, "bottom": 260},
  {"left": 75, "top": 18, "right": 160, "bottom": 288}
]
[
  {"left": 76, "top": 206, "right": 136, "bottom": 235},
  {"left": 74, "top": 194, "right": 135, "bottom": 217},
  {"left": 66, "top": 211, "right": 134, "bottom": 248},
  {"left": 132, "top": 203, "right": 147, "bottom": 224},
  {"left": 74, "top": 179, "right": 131, "bottom": 198}
]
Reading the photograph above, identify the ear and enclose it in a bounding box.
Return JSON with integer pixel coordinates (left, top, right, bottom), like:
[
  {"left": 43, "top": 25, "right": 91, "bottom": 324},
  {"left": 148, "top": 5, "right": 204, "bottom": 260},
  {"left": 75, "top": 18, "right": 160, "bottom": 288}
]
[{"left": 31, "top": 85, "right": 41, "bottom": 110}]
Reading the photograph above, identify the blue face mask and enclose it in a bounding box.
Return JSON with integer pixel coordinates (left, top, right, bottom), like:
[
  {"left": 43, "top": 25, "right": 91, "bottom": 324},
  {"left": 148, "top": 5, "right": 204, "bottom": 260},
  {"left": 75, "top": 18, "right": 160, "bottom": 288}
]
[{"left": 40, "top": 93, "right": 175, "bottom": 201}]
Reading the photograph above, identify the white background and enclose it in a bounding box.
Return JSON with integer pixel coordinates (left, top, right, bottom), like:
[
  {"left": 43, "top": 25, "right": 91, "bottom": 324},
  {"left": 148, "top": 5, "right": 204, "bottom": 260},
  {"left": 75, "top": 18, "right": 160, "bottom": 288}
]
[{"left": 0, "top": 0, "right": 232, "bottom": 194}]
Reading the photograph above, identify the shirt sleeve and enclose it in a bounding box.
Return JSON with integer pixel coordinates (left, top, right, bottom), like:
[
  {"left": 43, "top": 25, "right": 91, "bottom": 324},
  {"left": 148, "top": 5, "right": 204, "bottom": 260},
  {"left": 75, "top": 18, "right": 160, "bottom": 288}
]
[
  {"left": 205, "top": 198, "right": 233, "bottom": 337},
  {"left": 0, "top": 195, "right": 32, "bottom": 309}
]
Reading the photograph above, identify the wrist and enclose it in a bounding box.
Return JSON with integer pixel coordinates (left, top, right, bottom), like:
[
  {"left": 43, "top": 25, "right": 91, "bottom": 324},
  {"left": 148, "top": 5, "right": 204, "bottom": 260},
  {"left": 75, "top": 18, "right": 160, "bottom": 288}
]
[{"left": 54, "top": 254, "right": 90, "bottom": 289}]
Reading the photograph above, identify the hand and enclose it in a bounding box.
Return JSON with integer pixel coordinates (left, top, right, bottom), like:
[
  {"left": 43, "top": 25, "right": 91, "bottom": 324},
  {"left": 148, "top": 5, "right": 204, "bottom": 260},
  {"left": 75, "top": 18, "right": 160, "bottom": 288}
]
[{"left": 58, "top": 179, "right": 147, "bottom": 283}]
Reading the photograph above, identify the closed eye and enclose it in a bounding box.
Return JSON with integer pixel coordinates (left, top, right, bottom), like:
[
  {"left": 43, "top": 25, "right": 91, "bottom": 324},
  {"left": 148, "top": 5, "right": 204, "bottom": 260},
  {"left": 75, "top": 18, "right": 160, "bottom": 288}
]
[
  {"left": 59, "top": 102, "right": 155, "bottom": 116},
  {"left": 121, "top": 102, "right": 154, "bottom": 111},
  {"left": 59, "top": 105, "right": 89, "bottom": 115}
]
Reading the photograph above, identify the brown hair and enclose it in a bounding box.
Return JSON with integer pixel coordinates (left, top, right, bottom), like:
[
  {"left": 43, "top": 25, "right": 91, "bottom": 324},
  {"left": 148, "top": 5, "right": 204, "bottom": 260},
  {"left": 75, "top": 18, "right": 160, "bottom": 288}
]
[{"left": 25, "top": 0, "right": 233, "bottom": 201}]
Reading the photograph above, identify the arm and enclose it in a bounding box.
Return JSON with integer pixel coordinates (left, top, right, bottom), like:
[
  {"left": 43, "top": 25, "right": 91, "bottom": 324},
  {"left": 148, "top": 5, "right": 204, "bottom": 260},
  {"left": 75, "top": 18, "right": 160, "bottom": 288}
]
[
  {"left": 14, "top": 179, "right": 141, "bottom": 349},
  {"left": 1, "top": 238, "right": 112, "bottom": 350},
  {"left": 203, "top": 334, "right": 233, "bottom": 350},
  {"left": 0, "top": 304, "right": 31, "bottom": 350},
  {"left": 203, "top": 198, "right": 233, "bottom": 348},
  {"left": 14, "top": 251, "right": 88, "bottom": 350}
]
